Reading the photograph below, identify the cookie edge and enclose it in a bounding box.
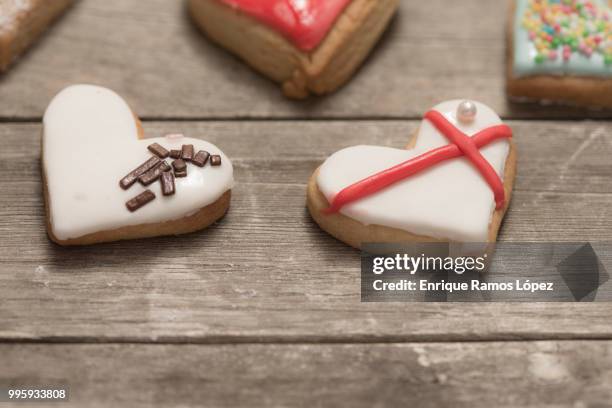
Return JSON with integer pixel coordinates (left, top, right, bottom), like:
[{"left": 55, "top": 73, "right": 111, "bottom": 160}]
[{"left": 0, "top": 0, "right": 75, "bottom": 72}]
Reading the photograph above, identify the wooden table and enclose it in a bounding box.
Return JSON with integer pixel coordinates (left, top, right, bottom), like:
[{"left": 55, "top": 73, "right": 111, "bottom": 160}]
[{"left": 1, "top": 0, "right": 612, "bottom": 406}]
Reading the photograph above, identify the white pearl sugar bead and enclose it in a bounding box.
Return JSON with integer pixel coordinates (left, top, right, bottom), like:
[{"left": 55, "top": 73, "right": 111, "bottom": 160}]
[{"left": 456, "top": 100, "right": 477, "bottom": 124}]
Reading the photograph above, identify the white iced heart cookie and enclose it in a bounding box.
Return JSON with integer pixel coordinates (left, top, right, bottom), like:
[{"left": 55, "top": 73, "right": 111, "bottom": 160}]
[
  {"left": 307, "top": 100, "right": 517, "bottom": 248},
  {"left": 43, "top": 85, "right": 234, "bottom": 245}
]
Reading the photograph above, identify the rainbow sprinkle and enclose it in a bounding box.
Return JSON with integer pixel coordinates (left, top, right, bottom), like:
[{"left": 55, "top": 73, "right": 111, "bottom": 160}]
[{"left": 522, "top": 0, "right": 612, "bottom": 65}]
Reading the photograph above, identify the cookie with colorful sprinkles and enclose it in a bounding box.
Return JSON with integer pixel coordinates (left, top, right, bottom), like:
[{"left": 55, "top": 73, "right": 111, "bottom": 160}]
[
  {"left": 188, "top": 0, "right": 400, "bottom": 99},
  {"left": 507, "top": 0, "right": 612, "bottom": 107}
]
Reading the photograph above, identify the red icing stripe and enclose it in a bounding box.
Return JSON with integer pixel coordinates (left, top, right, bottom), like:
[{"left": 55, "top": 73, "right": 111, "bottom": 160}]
[
  {"left": 323, "top": 111, "right": 512, "bottom": 214},
  {"left": 424, "top": 110, "right": 508, "bottom": 210},
  {"left": 219, "top": 0, "right": 352, "bottom": 51}
]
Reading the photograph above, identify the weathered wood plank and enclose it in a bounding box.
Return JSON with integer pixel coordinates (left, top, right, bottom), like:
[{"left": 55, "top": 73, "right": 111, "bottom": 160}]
[
  {"left": 1, "top": 341, "right": 612, "bottom": 407},
  {"left": 0, "top": 0, "right": 610, "bottom": 119},
  {"left": 1, "top": 121, "right": 612, "bottom": 342},
  {"left": 3, "top": 120, "right": 612, "bottom": 193}
]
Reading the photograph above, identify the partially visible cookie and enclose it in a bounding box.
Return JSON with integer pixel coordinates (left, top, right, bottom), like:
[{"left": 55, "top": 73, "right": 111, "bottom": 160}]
[
  {"left": 0, "top": 0, "right": 74, "bottom": 72},
  {"left": 506, "top": 0, "right": 612, "bottom": 108},
  {"left": 189, "top": 0, "right": 399, "bottom": 99}
]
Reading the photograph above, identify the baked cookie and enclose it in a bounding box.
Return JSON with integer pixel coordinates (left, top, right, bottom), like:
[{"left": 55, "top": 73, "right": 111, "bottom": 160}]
[
  {"left": 307, "top": 100, "right": 517, "bottom": 249},
  {"left": 188, "top": 0, "right": 399, "bottom": 98},
  {"left": 42, "top": 85, "right": 234, "bottom": 246},
  {"left": 507, "top": 0, "right": 612, "bottom": 107},
  {"left": 0, "top": 0, "right": 74, "bottom": 72}
]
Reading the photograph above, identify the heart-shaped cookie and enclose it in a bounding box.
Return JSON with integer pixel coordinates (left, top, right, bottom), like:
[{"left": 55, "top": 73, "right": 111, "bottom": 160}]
[
  {"left": 307, "top": 100, "right": 517, "bottom": 248},
  {"left": 189, "top": 0, "right": 399, "bottom": 98},
  {"left": 42, "top": 85, "right": 234, "bottom": 246}
]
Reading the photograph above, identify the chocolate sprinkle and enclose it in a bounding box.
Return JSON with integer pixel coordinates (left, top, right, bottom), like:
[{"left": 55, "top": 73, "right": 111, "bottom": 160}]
[
  {"left": 119, "top": 156, "right": 161, "bottom": 190},
  {"left": 172, "top": 159, "right": 187, "bottom": 172},
  {"left": 181, "top": 144, "right": 194, "bottom": 161},
  {"left": 147, "top": 143, "right": 170, "bottom": 158},
  {"left": 126, "top": 190, "right": 155, "bottom": 212},
  {"left": 192, "top": 150, "right": 210, "bottom": 167},
  {"left": 175, "top": 170, "right": 187, "bottom": 178},
  {"left": 160, "top": 171, "right": 175, "bottom": 196},
  {"left": 169, "top": 149, "right": 182, "bottom": 159},
  {"left": 139, "top": 161, "right": 170, "bottom": 186},
  {"left": 210, "top": 155, "right": 222, "bottom": 166}
]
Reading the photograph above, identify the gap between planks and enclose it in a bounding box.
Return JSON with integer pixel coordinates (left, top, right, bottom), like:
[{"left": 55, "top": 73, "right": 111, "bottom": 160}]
[
  {"left": 4, "top": 333, "right": 612, "bottom": 345},
  {"left": 2, "top": 116, "right": 612, "bottom": 124}
]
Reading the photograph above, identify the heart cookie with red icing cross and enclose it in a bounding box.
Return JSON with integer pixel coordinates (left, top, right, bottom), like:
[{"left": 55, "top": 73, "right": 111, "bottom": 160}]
[
  {"left": 307, "top": 100, "right": 518, "bottom": 249},
  {"left": 188, "top": 0, "right": 399, "bottom": 98},
  {"left": 42, "top": 85, "right": 234, "bottom": 246}
]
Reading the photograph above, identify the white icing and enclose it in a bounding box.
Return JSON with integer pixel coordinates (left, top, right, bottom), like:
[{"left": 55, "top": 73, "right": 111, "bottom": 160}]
[
  {"left": 316, "top": 100, "right": 511, "bottom": 242},
  {"left": 43, "top": 85, "right": 234, "bottom": 241}
]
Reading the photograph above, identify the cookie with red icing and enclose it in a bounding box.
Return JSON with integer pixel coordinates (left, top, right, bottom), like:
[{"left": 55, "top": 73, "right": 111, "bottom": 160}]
[
  {"left": 0, "top": 0, "right": 74, "bottom": 72},
  {"left": 189, "top": 0, "right": 399, "bottom": 98},
  {"left": 307, "top": 100, "right": 517, "bottom": 248}
]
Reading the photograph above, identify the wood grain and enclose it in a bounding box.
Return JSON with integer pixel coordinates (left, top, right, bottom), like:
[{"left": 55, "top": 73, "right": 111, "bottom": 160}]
[
  {"left": 1, "top": 0, "right": 611, "bottom": 402},
  {"left": 1, "top": 341, "right": 612, "bottom": 407},
  {"left": 1, "top": 0, "right": 611, "bottom": 119},
  {"left": 1, "top": 120, "right": 612, "bottom": 342}
]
